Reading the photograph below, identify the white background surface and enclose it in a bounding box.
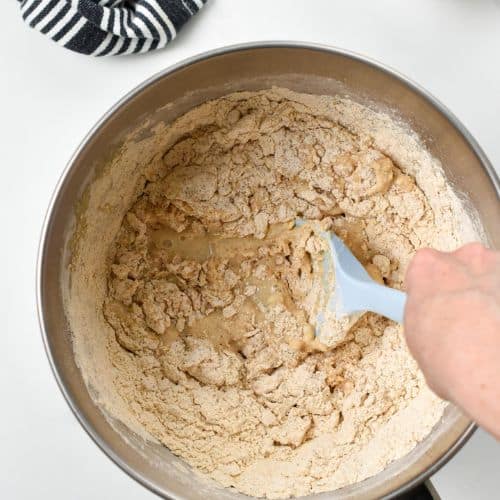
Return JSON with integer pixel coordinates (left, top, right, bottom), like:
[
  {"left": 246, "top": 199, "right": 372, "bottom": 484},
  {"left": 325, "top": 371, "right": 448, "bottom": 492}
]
[{"left": 1, "top": 0, "right": 499, "bottom": 498}]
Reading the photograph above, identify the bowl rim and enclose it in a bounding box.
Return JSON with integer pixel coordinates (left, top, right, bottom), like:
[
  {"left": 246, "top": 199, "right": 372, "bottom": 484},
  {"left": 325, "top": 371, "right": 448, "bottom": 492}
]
[{"left": 37, "top": 41, "right": 498, "bottom": 500}]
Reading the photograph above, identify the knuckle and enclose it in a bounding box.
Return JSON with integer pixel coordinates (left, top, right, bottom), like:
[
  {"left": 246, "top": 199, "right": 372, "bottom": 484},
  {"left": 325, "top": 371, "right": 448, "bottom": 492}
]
[
  {"left": 407, "top": 248, "right": 438, "bottom": 276},
  {"left": 414, "top": 248, "right": 438, "bottom": 264}
]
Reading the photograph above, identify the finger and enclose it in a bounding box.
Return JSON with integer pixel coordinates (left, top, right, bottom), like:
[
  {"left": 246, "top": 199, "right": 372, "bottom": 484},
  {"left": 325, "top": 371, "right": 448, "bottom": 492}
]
[
  {"left": 453, "top": 242, "right": 500, "bottom": 275},
  {"left": 405, "top": 248, "right": 444, "bottom": 291}
]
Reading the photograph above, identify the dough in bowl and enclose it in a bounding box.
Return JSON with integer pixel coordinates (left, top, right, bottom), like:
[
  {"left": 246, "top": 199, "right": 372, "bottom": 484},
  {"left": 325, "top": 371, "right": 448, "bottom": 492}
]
[{"left": 67, "top": 88, "right": 480, "bottom": 499}]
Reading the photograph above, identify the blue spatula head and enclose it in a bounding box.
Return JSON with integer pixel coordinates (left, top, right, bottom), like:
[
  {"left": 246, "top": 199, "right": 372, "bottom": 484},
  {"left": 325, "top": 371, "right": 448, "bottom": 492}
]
[
  {"left": 295, "top": 219, "right": 407, "bottom": 340},
  {"left": 326, "top": 233, "right": 375, "bottom": 316},
  {"left": 327, "top": 233, "right": 406, "bottom": 323}
]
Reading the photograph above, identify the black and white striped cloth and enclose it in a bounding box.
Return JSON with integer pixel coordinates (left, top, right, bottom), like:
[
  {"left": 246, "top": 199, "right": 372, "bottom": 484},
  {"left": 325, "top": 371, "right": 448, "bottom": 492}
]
[{"left": 18, "top": 0, "right": 207, "bottom": 56}]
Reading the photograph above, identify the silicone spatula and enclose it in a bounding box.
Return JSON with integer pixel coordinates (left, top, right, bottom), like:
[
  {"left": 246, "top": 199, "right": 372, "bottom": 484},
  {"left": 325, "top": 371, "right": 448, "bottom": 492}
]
[{"left": 297, "top": 219, "right": 407, "bottom": 332}]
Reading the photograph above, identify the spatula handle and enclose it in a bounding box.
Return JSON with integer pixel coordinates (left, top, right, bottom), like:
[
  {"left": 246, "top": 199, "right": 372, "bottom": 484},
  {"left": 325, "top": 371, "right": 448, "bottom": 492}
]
[{"left": 361, "top": 282, "right": 407, "bottom": 323}]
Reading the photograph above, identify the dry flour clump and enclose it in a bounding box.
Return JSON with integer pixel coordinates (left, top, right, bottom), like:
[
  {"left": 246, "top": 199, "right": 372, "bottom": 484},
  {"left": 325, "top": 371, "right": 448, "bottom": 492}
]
[{"left": 100, "top": 89, "right": 471, "bottom": 498}]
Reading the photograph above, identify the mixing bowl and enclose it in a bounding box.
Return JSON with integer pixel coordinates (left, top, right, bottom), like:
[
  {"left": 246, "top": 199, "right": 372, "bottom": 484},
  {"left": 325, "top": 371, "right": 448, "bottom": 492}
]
[{"left": 38, "top": 43, "right": 499, "bottom": 499}]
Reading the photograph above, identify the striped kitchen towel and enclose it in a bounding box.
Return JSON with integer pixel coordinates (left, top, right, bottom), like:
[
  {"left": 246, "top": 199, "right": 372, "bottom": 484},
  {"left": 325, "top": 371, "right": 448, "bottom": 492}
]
[{"left": 18, "top": 0, "right": 207, "bottom": 56}]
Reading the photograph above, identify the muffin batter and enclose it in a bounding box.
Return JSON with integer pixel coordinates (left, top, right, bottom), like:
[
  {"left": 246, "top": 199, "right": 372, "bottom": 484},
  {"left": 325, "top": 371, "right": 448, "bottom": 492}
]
[{"left": 93, "top": 89, "right": 476, "bottom": 498}]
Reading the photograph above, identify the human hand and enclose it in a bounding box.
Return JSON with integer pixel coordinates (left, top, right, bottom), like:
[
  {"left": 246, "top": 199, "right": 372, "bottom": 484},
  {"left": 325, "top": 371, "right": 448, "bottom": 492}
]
[{"left": 404, "top": 243, "right": 500, "bottom": 439}]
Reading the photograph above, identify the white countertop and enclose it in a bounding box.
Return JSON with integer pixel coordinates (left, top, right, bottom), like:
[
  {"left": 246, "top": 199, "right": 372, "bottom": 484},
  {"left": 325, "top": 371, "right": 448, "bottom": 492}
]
[{"left": 1, "top": 0, "right": 499, "bottom": 498}]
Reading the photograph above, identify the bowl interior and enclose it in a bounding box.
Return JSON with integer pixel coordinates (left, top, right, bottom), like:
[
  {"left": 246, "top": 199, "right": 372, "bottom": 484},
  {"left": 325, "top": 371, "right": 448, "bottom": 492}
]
[{"left": 39, "top": 45, "right": 499, "bottom": 500}]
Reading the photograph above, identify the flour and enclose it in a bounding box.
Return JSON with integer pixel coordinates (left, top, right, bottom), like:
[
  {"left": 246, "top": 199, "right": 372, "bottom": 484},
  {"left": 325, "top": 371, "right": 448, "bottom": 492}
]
[{"left": 86, "top": 88, "right": 478, "bottom": 498}]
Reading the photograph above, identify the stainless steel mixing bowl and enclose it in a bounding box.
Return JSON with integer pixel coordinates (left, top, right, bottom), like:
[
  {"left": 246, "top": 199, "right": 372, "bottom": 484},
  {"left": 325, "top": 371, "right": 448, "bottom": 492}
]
[{"left": 38, "top": 43, "right": 499, "bottom": 500}]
